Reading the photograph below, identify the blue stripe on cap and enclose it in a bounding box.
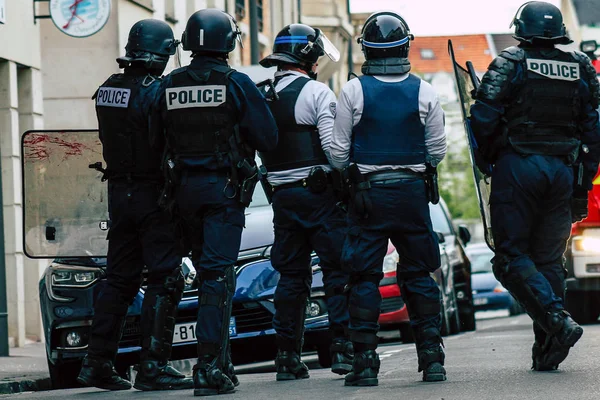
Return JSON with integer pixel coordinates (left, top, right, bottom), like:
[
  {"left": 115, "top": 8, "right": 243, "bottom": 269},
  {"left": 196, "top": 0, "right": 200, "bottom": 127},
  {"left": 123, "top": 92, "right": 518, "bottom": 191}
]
[
  {"left": 275, "top": 36, "right": 309, "bottom": 44},
  {"left": 362, "top": 37, "right": 409, "bottom": 49}
]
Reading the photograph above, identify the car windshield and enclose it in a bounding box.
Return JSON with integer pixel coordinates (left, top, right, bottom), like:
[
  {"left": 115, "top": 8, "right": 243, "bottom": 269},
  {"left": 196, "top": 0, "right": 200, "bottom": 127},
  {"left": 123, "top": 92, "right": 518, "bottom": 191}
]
[
  {"left": 429, "top": 203, "right": 452, "bottom": 235},
  {"left": 469, "top": 251, "right": 494, "bottom": 274}
]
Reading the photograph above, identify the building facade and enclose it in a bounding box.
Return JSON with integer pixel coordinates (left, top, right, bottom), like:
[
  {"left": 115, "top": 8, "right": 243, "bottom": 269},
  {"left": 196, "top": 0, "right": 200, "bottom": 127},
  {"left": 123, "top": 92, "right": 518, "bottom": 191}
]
[{"left": 1, "top": 0, "right": 352, "bottom": 348}]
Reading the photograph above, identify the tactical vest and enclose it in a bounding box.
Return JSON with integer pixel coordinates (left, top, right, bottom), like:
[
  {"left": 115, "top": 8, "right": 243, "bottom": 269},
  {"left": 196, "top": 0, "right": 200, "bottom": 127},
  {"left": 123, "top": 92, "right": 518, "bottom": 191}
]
[
  {"left": 260, "top": 75, "right": 328, "bottom": 172},
  {"left": 164, "top": 65, "right": 238, "bottom": 169},
  {"left": 95, "top": 74, "right": 161, "bottom": 177},
  {"left": 504, "top": 48, "right": 582, "bottom": 159},
  {"left": 351, "top": 74, "right": 426, "bottom": 166}
]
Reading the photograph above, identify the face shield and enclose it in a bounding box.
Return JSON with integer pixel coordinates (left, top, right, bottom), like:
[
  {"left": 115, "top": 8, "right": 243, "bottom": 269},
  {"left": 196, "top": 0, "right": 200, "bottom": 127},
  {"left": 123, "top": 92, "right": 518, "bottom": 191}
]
[
  {"left": 227, "top": 13, "right": 244, "bottom": 49},
  {"left": 304, "top": 29, "right": 340, "bottom": 62}
]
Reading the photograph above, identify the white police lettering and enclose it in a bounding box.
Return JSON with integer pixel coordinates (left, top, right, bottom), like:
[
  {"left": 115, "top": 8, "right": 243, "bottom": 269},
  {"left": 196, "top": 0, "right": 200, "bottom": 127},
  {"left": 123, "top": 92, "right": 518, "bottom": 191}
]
[
  {"left": 96, "top": 87, "right": 131, "bottom": 108},
  {"left": 526, "top": 59, "right": 580, "bottom": 81},
  {"left": 165, "top": 85, "right": 227, "bottom": 110}
]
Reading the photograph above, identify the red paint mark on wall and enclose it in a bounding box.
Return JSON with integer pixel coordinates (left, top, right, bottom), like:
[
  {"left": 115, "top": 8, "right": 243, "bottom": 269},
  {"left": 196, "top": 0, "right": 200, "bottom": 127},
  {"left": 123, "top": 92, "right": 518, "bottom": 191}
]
[{"left": 23, "top": 133, "right": 100, "bottom": 162}]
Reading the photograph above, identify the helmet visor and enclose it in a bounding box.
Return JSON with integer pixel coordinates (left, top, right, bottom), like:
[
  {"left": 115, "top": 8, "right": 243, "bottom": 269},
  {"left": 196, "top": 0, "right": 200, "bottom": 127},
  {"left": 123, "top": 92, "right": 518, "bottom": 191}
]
[
  {"left": 227, "top": 12, "right": 244, "bottom": 49},
  {"left": 315, "top": 30, "right": 340, "bottom": 62}
]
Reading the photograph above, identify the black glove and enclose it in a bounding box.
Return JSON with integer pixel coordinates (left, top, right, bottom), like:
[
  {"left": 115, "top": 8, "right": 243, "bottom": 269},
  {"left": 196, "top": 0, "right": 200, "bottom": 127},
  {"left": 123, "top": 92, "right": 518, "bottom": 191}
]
[{"left": 571, "top": 191, "right": 589, "bottom": 223}]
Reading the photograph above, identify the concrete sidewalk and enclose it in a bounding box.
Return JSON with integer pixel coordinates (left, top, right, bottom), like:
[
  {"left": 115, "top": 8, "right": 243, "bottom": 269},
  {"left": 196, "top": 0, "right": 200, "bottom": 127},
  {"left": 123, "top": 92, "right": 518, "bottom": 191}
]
[{"left": 0, "top": 342, "right": 51, "bottom": 394}]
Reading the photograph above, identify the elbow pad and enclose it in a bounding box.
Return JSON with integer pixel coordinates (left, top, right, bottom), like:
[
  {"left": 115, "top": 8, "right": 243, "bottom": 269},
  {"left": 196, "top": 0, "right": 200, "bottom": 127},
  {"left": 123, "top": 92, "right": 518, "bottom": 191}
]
[{"left": 477, "top": 47, "right": 522, "bottom": 103}]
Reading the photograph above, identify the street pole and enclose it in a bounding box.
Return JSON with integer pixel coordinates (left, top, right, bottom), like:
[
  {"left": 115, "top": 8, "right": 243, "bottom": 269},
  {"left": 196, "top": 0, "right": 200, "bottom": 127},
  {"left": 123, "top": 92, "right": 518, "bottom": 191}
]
[
  {"left": 249, "top": 0, "right": 259, "bottom": 65},
  {"left": 0, "top": 156, "right": 9, "bottom": 356},
  {"left": 346, "top": 0, "right": 353, "bottom": 74}
]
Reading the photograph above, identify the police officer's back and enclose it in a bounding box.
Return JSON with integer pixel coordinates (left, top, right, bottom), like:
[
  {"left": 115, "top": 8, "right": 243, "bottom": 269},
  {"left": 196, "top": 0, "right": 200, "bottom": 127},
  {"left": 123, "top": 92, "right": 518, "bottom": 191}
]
[
  {"left": 331, "top": 12, "right": 447, "bottom": 385},
  {"left": 152, "top": 9, "right": 278, "bottom": 397},
  {"left": 470, "top": 1, "right": 600, "bottom": 371},
  {"left": 258, "top": 24, "right": 352, "bottom": 381},
  {"left": 77, "top": 19, "right": 192, "bottom": 391}
]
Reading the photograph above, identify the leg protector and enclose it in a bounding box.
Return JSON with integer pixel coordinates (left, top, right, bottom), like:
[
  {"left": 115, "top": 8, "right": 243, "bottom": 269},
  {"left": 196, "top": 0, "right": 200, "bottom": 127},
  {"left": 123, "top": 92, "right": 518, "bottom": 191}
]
[
  {"left": 193, "top": 267, "right": 236, "bottom": 396},
  {"left": 274, "top": 294, "right": 310, "bottom": 381},
  {"left": 135, "top": 267, "right": 193, "bottom": 391}
]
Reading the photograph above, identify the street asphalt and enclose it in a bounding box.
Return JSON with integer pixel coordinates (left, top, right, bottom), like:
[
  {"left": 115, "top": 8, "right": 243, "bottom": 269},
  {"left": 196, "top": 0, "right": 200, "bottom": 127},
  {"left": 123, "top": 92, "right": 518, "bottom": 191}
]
[{"left": 2, "top": 312, "right": 599, "bottom": 400}]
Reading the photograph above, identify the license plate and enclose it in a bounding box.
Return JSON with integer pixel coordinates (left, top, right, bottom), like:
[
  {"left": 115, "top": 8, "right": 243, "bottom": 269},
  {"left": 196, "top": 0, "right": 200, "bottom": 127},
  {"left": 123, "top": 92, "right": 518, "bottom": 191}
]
[
  {"left": 474, "top": 298, "right": 489, "bottom": 306},
  {"left": 173, "top": 317, "right": 237, "bottom": 344}
]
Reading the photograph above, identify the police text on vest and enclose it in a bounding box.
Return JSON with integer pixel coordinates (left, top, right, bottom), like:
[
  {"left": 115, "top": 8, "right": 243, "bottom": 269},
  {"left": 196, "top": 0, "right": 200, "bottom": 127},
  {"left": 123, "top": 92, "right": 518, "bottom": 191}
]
[
  {"left": 96, "top": 87, "right": 131, "bottom": 108},
  {"left": 526, "top": 59, "right": 580, "bottom": 81},
  {"left": 166, "top": 85, "right": 227, "bottom": 110}
]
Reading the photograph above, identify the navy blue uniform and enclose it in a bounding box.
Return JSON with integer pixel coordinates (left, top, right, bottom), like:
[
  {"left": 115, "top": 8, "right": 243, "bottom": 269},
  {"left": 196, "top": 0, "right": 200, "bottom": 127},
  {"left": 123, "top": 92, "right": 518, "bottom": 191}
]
[
  {"left": 152, "top": 57, "right": 277, "bottom": 352},
  {"left": 470, "top": 45, "right": 600, "bottom": 347},
  {"left": 89, "top": 70, "right": 182, "bottom": 363},
  {"left": 259, "top": 72, "right": 349, "bottom": 360},
  {"left": 331, "top": 73, "right": 447, "bottom": 355}
]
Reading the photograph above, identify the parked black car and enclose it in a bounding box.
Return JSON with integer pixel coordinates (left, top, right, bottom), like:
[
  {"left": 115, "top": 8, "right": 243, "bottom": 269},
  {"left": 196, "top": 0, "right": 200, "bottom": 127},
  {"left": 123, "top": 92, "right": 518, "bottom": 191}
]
[{"left": 39, "top": 188, "right": 330, "bottom": 389}]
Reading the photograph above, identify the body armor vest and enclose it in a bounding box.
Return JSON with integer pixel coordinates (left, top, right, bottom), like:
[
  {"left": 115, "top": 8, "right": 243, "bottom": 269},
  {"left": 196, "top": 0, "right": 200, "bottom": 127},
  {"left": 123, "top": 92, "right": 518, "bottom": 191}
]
[
  {"left": 95, "top": 74, "right": 161, "bottom": 177},
  {"left": 504, "top": 48, "right": 582, "bottom": 160},
  {"left": 351, "top": 74, "right": 426, "bottom": 166},
  {"left": 260, "top": 75, "right": 328, "bottom": 172},
  {"left": 164, "top": 65, "right": 238, "bottom": 169}
]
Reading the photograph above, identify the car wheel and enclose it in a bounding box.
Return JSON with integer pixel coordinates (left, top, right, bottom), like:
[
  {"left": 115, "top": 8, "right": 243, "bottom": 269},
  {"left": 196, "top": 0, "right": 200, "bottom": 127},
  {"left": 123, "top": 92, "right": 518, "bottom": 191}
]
[
  {"left": 448, "top": 288, "right": 461, "bottom": 335},
  {"left": 459, "top": 301, "right": 477, "bottom": 332},
  {"left": 317, "top": 343, "right": 332, "bottom": 368},
  {"left": 566, "top": 291, "right": 600, "bottom": 324},
  {"left": 399, "top": 323, "right": 414, "bottom": 343},
  {"left": 47, "top": 359, "right": 82, "bottom": 389},
  {"left": 440, "top": 301, "right": 451, "bottom": 336}
]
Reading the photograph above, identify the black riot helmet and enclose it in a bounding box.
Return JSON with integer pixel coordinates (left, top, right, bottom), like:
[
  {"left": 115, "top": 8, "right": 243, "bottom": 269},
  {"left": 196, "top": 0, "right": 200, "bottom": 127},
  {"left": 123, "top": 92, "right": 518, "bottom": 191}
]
[
  {"left": 359, "top": 11, "right": 414, "bottom": 60},
  {"left": 117, "top": 19, "right": 178, "bottom": 74},
  {"left": 181, "top": 8, "right": 242, "bottom": 55},
  {"left": 260, "top": 24, "right": 340, "bottom": 69},
  {"left": 510, "top": 1, "right": 572, "bottom": 45}
]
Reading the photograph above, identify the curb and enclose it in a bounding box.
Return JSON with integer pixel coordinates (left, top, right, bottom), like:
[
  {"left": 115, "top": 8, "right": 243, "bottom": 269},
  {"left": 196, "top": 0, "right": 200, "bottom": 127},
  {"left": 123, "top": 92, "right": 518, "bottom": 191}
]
[{"left": 0, "top": 376, "right": 52, "bottom": 395}]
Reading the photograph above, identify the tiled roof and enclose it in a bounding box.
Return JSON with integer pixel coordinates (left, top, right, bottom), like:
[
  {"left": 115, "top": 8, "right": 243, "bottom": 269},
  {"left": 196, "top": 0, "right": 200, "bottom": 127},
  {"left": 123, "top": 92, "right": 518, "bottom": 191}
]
[{"left": 409, "top": 35, "right": 494, "bottom": 73}]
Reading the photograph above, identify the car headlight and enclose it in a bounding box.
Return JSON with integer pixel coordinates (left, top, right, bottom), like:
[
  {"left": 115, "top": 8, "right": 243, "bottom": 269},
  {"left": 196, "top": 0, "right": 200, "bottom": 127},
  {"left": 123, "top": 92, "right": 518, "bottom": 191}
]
[
  {"left": 573, "top": 236, "right": 600, "bottom": 253},
  {"left": 305, "top": 298, "right": 327, "bottom": 320},
  {"left": 382, "top": 250, "right": 399, "bottom": 274},
  {"left": 51, "top": 267, "right": 102, "bottom": 288}
]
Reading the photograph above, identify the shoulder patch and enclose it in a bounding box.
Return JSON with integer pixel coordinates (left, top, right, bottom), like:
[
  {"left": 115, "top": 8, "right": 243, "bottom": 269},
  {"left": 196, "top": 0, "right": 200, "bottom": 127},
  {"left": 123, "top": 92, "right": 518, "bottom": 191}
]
[
  {"left": 96, "top": 87, "right": 131, "bottom": 108},
  {"left": 526, "top": 59, "right": 580, "bottom": 81},
  {"left": 165, "top": 85, "right": 227, "bottom": 110},
  {"left": 329, "top": 102, "right": 336, "bottom": 117}
]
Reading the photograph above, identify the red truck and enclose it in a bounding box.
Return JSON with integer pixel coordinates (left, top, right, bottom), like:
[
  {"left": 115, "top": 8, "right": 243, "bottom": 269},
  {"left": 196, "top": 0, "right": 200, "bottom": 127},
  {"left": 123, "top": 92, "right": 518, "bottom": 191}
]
[
  {"left": 565, "top": 169, "right": 600, "bottom": 323},
  {"left": 565, "top": 41, "right": 600, "bottom": 324}
]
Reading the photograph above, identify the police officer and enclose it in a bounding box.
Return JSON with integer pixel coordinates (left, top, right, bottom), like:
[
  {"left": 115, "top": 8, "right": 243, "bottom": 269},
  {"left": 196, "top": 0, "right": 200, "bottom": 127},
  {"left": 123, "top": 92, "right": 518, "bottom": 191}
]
[
  {"left": 77, "top": 20, "right": 192, "bottom": 391},
  {"left": 258, "top": 24, "right": 352, "bottom": 380},
  {"left": 330, "top": 12, "right": 447, "bottom": 385},
  {"left": 151, "top": 9, "right": 278, "bottom": 396},
  {"left": 470, "top": 1, "right": 600, "bottom": 371}
]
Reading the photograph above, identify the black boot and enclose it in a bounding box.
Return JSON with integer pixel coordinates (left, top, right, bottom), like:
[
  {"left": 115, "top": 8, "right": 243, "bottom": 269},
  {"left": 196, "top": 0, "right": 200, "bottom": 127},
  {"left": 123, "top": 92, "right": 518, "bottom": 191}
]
[
  {"left": 533, "top": 311, "right": 583, "bottom": 371},
  {"left": 193, "top": 355, "right": 235, "bottom": 396},
  {"left": 275, "top": 350, "right": 310, "bottom": 381},
  {"left": 330, "top": 339, "right": 353, "bottom": 375},
  {"left": 133, "top": 360, "right": 193, "bottom": 391},
  {"left": 344, "top": 350, "right": 379, "bottom": 387},
  {"left": 225, "top": 352, "right": 239, "bottom": 387},
  {"left": 77, "top": 356, "right": 132, "bottom": 391},
  {"left": 418, "top": 346, "right": 446, "bottom": 382}
]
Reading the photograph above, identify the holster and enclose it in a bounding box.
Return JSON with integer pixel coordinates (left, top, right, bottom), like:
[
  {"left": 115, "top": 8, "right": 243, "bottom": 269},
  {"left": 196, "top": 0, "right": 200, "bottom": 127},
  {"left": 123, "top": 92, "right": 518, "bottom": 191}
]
[
  {"left": 258, "top": 165, "right": 274, "bottom": 204},
  {"left": 344, "top": 163, "right": 372, "bottom": 218},
  {"left": 227, "top": 126, "right": 259, "bottom": 207},
  {"left": 424, "top": 162, "right": 440, "bottom": 205}
]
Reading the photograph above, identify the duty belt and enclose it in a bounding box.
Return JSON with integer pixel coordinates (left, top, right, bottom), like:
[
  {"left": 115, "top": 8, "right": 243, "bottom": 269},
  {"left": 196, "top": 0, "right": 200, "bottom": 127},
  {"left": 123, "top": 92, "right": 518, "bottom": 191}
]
[
  {"left": 365, "top": 169, "right": 423, "bottom": 185},
  {"left": 271, "top": 174, "right": 332, "bottom": 192}
]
